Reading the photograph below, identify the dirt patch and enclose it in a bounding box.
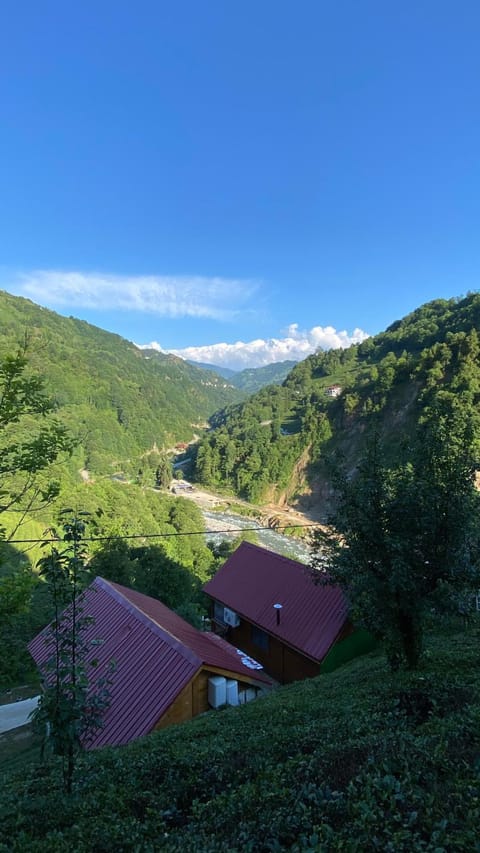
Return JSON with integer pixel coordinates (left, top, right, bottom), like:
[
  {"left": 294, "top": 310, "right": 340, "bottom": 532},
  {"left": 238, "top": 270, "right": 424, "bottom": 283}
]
[{"left": 168, "top": 480, "right": 324, "bottom": 535}]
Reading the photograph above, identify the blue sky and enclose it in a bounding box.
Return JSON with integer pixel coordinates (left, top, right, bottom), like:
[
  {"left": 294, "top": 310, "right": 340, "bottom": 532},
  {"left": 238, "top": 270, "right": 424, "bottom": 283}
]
[{"left": 1, "top": 1, "right": 479, "bottom": 369}]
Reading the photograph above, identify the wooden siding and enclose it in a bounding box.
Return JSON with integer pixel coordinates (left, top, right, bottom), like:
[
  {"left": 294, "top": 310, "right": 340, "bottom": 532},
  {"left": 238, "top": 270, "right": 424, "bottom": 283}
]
[
  {"left": 154, "top": 670, "right": 211, "bottom": 730},
  {"left": 217, "top": 618, "right": 329, "bottom": 684},
  {"left": 153, "top": 665, "right": 269, "bottom": 731},
  {"left": 283, "top": 646, "right": 321, "bottom": 682},
  {"left": 193, "top": 670, "right": 210, "bottom": 717},
  {"left": 154, "top": 679, "right": 193, "bottom": 730}
]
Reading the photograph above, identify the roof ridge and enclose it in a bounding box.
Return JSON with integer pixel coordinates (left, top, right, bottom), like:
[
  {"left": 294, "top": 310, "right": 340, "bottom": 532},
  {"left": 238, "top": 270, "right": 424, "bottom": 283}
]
[
  {"left": 95, "top": 577, "right": 202, "bottom": 669},
  {"left": 237, "top": 540, "right": 305, "bottom": 569}
]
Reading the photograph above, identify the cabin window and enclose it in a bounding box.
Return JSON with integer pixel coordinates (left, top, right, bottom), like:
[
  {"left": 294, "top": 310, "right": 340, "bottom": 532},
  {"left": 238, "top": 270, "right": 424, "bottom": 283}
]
[
  {"left": 251, "top": 625, "right": 269, "bottom": 651},
  {"left": 214, "top": 600, "right": 226, "bottom": 624}
]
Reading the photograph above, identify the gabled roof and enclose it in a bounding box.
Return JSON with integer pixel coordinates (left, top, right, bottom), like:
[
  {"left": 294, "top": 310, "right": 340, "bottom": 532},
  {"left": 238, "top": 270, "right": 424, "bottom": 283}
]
[
  {"left": 203, "top": 542, "right": 348, "bottom": 663},
  {"left": 29, "top": 576, "right": 270, "bottom": 749}
]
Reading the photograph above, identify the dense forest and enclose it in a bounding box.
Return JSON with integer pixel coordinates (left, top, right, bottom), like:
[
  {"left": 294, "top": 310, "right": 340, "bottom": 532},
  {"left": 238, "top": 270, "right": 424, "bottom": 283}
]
[
  {"left": 0, "top": 290, "right": 243, "bottom": 483},
  {"left": 193, "top": 294, "right": 480, "bottom": 506}
]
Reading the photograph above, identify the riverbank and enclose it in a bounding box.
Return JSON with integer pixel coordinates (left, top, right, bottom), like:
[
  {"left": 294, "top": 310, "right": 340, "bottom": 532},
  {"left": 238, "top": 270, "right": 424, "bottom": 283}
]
[
  {"left": 169, "top": 480, "right": 320, "bottom": 561},
  {"left": 170, "top": 480, "right": 319, "bottom": 534}
]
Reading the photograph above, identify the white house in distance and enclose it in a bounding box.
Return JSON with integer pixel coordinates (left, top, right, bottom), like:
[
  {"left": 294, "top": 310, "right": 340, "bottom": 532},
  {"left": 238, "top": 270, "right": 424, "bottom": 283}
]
[{"left": 325, "top": 384, "right": 342, "bottom": 398}]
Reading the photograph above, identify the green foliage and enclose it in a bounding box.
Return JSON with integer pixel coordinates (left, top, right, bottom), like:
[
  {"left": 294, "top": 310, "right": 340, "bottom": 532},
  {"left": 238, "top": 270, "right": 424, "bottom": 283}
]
[
  {"left": 0, "top": 565, "right": 36, "bottom": 686},
  {"left": 80, "top": 485, "right": 217, "bottom": 622},
  {"left": 154, "top": 455, "right": 173, "bottom": 489},
  {"left": 230, "top": 360, "right": 298, "bottom": 393},
  {"left": 89, "top": 542, "right": 201, "bottom": 613},
  {"left": 188, "top": 360, "right": 297, "bottom": 393},
  {"left": 194, "top": 383, "right": 308, "bottom": 501},
  {"left": 313, "top": 398, "right": 480, "bottom": 669},
  {"left": 0, "top": 342, "right": 75, "bottom": 687},
  {"left": 0, "top": 341, "right": 74, "bottom": 533},
  {"left": 1, "top": 628, "right": 480, "bottom": 850}
]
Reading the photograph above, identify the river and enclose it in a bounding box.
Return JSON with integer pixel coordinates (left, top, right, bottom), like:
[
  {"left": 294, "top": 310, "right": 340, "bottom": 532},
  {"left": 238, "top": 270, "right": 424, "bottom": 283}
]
[{"left": 201, "top": 509, "right": 312, "bottom": 563}]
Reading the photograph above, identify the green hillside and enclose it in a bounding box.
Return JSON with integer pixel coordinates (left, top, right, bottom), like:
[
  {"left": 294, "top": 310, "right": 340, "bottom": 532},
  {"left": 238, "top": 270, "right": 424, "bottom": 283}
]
[
  {"left": 0, "top": 290, "right": 242, "bottom": 481},
  {"left": 188, "top": 359, "right": 298, "bottom": 393},
  {"left": 231, "top": 360, "right": 298, "bottom": 393},
  {"left": 193, "top": 294, "right": 480, "bottom": 507},
  {"left": 1, "top": 623, "right": 479, "bottom": 851}
]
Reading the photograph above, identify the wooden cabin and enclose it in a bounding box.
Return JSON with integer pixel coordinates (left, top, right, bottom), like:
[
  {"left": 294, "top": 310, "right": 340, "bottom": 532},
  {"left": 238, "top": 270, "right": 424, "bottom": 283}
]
[
  {"left": 204, "top": 542, "right": 374, "bottom": 684},
  {"left": 29, "top": 577, "right": 272, "bottom": 749}
]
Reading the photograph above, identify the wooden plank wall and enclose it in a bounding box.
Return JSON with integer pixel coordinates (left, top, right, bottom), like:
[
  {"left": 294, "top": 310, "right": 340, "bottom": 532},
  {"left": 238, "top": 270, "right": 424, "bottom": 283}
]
[
  {"left": 153, "top": 680, "right": 193, "bottom": 730},
  {"left": 225, "top": 620, "right": 321, "bottom": 683},
  {"left": 152, "top": 667, "right": 268, "bottom": 732}
]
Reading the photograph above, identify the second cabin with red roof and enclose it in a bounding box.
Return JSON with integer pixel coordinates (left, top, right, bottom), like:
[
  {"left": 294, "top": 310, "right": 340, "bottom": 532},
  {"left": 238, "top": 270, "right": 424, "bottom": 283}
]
[{"left": 203, "top": 542, "right": 375, "bottom": 684}]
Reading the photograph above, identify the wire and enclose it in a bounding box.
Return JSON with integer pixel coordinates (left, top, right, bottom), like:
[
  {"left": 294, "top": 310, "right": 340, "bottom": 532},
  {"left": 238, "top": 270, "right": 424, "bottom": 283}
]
[{"left": 7, "top": 522, "right": 319, "bottom": 545}]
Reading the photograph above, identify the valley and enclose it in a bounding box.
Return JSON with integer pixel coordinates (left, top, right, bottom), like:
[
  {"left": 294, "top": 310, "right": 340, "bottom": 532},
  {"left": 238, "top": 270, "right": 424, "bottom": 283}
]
[{"left": 2, "top": 290, "right": 480, "bottom": 852}]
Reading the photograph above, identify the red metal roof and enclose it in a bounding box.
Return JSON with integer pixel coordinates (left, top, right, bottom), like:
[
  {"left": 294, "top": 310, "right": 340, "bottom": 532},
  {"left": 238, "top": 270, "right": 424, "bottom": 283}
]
[
  {"left": 105, "top": 580, "right": 271, "bottom": 684},
  {"left": 203, "top": 542, "right": 348, "bottom": 662},
  {"left": 29, "top": 576, "right": 270, "bottom": 749}
]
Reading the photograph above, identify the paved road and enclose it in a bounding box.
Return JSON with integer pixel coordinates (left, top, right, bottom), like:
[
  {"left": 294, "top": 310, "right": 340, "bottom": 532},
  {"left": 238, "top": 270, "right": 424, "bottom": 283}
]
[{"left": 0, "top": 696, "right": 39, "bottom": 733}]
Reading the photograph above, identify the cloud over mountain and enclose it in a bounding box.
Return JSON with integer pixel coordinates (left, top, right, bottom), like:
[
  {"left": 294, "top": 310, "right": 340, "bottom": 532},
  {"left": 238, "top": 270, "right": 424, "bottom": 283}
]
[{"left": 139, "top": 323, "right": 370, "bottom": 370}]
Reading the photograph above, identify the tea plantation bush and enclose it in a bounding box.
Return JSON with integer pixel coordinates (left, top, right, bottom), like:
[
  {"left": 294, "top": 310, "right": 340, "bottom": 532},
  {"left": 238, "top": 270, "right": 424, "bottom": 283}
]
[{"left": 1, "top": 626, "right": 479, "bottom": 851}]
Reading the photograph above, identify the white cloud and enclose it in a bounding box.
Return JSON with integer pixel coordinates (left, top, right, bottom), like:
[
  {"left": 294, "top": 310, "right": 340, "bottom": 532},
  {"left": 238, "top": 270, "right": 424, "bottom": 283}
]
[
  {"left": 14, "top": 269, "right": 257, "bottom": 321},
  {"left": 138, "top": 324, "right": 370, "bottom": 370}
]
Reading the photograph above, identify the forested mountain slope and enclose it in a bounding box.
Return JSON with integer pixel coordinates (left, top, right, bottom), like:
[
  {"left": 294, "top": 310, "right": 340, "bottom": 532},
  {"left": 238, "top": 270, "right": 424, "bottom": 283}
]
[
  {"left": 193, "top": 294, "right": 480, "bottom": 509},
  {"left": 230, "top": 360, "right": 298, "bottom": 393},
  {"left": 0, "top": 290, "right": 242, "bottom": 480}
]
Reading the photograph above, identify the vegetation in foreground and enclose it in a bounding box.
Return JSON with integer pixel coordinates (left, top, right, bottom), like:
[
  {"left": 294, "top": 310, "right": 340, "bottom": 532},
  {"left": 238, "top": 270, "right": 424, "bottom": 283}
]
[
  {"left": 314, "top": 393, "right": 480, "bottom": 671},
  {"left": 1, "top": 624, "right": 479, "bottom": 851}
]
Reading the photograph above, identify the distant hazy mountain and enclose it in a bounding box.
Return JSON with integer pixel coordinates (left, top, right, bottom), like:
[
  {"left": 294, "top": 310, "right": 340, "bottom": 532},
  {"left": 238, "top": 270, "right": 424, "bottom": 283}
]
[
  {"left": 187, "top": 360, "right": 237, "bottom": 379},
  {"left": 230, "top": 361, "right": 298, "bottom": 393},
  {"left": 188, "top": 359, "right": 298, "bottom": 392}
]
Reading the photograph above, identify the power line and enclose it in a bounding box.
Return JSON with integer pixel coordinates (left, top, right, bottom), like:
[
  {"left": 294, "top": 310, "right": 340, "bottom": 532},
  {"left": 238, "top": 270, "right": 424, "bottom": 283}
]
[{"left": 7, "top": 522, "right": 319, "bottom": 546}]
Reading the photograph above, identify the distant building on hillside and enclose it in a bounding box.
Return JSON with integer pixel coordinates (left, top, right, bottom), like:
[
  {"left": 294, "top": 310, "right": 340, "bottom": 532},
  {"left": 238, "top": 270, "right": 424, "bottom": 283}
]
[{"left": 325, "top": 384, "right": 342, "bottom": 398}]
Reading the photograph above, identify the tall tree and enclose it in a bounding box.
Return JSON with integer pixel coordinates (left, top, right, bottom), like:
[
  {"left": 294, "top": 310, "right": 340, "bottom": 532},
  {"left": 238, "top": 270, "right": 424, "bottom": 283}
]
[
  {"left": 32, "top": 511, "right": 112, "bottom": 794},
  {"left": 312, "top": 396, "right": 480, "bottom": 669},
  {"left": 154, "top": 455, "right": 173, "bottom": 489}
]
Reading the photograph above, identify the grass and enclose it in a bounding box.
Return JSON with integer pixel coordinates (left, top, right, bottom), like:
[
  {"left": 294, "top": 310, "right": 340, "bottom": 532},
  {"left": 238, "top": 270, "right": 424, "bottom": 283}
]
[
  {"left": 1, "top": 622, "right": 479, "bottom": 850},
  {"left": 0, "top": 726, "right": 42, "bottom": 775}
]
